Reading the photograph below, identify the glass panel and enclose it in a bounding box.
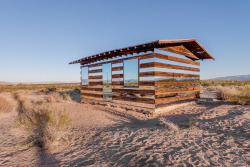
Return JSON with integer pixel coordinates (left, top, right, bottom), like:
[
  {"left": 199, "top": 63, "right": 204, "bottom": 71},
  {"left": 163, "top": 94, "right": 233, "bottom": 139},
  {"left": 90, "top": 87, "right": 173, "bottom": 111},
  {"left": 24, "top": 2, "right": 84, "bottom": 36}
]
[
  {"left": 124, "top": 58, "right": 139, "bottom": 87},
  {"left": 102, "top": 63, "right": 112, "bottom": 101},
  {"left": 81, "top": 67, "right": 88, "bottom": 86}
]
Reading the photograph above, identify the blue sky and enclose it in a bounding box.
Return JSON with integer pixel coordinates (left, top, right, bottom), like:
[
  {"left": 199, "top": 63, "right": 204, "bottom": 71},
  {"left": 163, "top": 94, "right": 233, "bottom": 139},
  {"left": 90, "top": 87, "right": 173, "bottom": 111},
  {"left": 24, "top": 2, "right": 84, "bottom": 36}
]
[{"left": 0, "top": 0, "right": 249, "bottom": 82}]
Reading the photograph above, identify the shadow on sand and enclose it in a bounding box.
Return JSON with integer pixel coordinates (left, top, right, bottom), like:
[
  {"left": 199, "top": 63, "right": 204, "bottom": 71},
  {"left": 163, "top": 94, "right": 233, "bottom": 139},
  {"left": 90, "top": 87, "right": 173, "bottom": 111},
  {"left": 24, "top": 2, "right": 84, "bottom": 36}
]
[{"left": 61, "top": 101, "right": 249, "bottom": 166}]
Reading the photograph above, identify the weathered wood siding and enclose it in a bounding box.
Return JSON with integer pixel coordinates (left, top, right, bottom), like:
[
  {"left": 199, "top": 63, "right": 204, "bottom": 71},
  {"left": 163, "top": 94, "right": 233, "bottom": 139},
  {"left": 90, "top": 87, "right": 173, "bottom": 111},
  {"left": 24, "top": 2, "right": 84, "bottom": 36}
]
[{"left": 81, "top": 51, "right": 200, "bottom": 110}]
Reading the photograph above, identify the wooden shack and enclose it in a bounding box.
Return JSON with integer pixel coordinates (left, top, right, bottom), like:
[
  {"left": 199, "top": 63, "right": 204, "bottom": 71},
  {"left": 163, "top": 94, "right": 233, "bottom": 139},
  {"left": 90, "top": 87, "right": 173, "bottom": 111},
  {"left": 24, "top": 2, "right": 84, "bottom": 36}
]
[{"left": 69, "top": 39, "right": 214, "bottom": 114}]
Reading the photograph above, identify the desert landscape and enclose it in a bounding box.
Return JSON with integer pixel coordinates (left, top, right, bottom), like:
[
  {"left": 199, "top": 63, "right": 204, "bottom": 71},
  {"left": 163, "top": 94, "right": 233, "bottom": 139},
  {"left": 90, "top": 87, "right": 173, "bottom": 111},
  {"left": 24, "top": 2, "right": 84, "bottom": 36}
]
[
  {"left": 0, "top": 82, "right": 249, "bottom": 166},
  {"left": 1, "top": 1, "right": 250, "bottom": 166}
]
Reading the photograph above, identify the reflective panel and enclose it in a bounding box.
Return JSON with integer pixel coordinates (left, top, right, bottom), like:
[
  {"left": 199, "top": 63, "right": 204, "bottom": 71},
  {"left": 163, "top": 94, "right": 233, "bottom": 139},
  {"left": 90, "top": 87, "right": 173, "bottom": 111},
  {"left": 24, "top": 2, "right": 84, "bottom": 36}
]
[
  {"left": 102, "top": 63, "right": 112, "bottom": 101},
  {"left": 124, "top": 58, "right": 139, "bottom": 87},
  {"left": 81, "top": 67, "right": 88, "bottom": 86}
]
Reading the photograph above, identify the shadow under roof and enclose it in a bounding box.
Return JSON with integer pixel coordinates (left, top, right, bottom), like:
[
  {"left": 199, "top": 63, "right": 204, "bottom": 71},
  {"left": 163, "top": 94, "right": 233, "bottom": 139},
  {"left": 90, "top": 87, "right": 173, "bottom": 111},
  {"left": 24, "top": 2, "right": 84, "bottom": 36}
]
[{"left": 69, "top": 39, "right": 214, "bottom": 65}]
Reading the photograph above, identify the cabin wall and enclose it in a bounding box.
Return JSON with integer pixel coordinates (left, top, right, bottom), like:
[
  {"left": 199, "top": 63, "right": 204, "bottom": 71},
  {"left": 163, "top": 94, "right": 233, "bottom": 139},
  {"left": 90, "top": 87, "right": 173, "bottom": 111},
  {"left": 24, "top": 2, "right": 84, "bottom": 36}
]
[
  {"left": 80, "top": 51, "right": 200, "bottom": 113},
  {"left": 142, "top": 51, "right": 200, "bottom": 107}
]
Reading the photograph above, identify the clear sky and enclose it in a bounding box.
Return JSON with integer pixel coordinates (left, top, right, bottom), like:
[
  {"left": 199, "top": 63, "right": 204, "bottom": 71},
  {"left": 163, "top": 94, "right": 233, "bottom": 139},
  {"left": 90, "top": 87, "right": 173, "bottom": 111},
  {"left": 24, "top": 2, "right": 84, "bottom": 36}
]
[{"left": 0, "top": 0, "right": 249, "bottom": 83}]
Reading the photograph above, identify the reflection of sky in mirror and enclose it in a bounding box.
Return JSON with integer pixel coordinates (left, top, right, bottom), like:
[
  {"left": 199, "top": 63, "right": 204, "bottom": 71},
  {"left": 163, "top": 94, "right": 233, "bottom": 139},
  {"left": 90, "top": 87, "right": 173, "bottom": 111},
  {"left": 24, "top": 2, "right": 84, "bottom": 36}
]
[
  {"left": 124, "top": 58, "right": 138, "bottom": 82},
  {"left": 102, "top": 63, "right": 112, "bottom": 83},
  {"left": 81, "top": 67, "right": 88, "bottom": 84}
]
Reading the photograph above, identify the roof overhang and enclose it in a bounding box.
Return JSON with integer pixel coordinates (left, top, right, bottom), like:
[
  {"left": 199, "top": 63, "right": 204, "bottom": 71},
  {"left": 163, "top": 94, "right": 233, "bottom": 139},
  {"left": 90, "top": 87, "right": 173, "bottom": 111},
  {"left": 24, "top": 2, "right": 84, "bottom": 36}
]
[{"left": 69, "top": 39, "right": 214, "bottom": 65}]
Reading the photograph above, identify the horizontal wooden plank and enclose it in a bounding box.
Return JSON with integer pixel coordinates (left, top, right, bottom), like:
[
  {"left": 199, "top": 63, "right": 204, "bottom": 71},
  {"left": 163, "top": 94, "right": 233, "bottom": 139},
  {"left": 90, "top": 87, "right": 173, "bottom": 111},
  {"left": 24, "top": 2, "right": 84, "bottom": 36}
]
[
  {"left": 112, "top": 66, "right": 123, "bottom": 71},
  {"left": 112, "top": 74, "right": 123, "bottom": 78},
  {"left": 81, "top": 87, "right": 102, "bottom": 91},
  {"left": 112, "top": 57, "right": 139, "bottom": 64},
  {"left": 113, "top": 88, "right": 155, "bottom": 95},
  {"left": 112, "top": 81, "right": 124, "bottom": 85},
  {"left": 155, "top": 80, "right": 200, "bottom": 86},
  {"left": 140, "top": 72, "right": 200, "bottom": 78},
  {"left": 155, "top": 93, "right": 197, "bottom": 104},
  {"left": 89, "top": 81, "right": 102, "bottom": 86},
  {"left": 113, "top": 96, "right": 155, "bottom": 104},
  {"left": 155, "top": 87, "right": 200, "bottom": 95},
  {"left": 139, "top": 81, "right": 155, "bottom": 86},
  {"left": 140, "top": 53, "right": 200, "bottom": 66},
  {"left": 81, "top": 93, "right": 103, "bottom": 98},
  {"left": 140, "top": 62, "right": 200, "bottom": 72},
  {"left": 88, "top": 69, "right": 102, "bottom": 73},
  {"left": 89, "top": 75, "right": 102, "bottom": 79}
]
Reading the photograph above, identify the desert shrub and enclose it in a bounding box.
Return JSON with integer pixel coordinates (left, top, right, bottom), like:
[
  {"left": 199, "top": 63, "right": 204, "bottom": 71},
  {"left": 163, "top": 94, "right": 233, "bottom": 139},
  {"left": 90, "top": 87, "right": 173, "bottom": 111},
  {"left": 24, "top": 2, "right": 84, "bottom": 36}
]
[
  {"left": 159, "top": 118, "right": 179, "bottom": 132},
  {"left": 47, "top": 92, "right": 63, "bottom": 103},
  {"left": 37, "top": 100, "right": 44, "bottom": 105},
  {"left": 217, "top": 86, "right": 250, "bottom": 105},
  {"left": 15, "top": 92, "right": 72, "bottom": 149},
  {"left": 0, "top": 96, "right": 14, "bottom": 113},
  {"left": 63, "top": 93, "right": 72, "bottom": 101},
  {"left": 1, "top": 83, "right": 80, "bottom": 91},
  {"left": 16, "top": 107, "right": 72, "bottom": 149},
  {"left": 47, "top": 84, "right": 57, "bottom": 92}
]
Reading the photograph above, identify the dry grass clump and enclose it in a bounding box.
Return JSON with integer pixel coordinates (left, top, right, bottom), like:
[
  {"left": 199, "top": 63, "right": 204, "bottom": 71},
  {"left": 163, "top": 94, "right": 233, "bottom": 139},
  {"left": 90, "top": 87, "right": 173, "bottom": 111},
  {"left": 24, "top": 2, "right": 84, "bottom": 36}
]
[
  {"left": 0, "top": 96, "right": 14, "bottom": 113},
  {"left": 159, "top": 118, "right": 179, "bottom": 132},
  {"left": 63, "top": 93, "right": 72, "bottom": 101},
  {"left": 14, "top": 92, "right": 72, "bottom": 149},
  {"left": 47, "top": 92, "right": 63, "bottom": 103},
  {"left": 36, "top": 100, "right": 44, "bottom": 105},
  {"left": 217, "top": 86, "right": 250, "bottom": 105}
]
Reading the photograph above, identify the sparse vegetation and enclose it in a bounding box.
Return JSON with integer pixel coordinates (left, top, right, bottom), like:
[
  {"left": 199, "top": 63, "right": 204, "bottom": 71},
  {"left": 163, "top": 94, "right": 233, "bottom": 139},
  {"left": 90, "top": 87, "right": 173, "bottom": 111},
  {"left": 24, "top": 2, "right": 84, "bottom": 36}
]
[
  {"left": 63, "top": 93, "right": 72, "bottom": 101},
  {"left": 14, "top": 92, "right": 72, "bottom": 149},
  {"left": 36, "top": 100, "right": 44, "bottom": 105},
  {"left": 217, "top": 86, "right": 250, "bottom": 105},
  {"left": 0, "top": 96, "right": 14, "bottom": 113},
  {"left": 47, "top": 92, "right": 63, "bottom": 103},
  {"left": 159, "top": 118, "right": 179, "bottom": 132},
  {"left": 0, "top": 83, "right": 80, "bottom": 91},
  {"left": 201, "top": 80, "right": 250, "bottom": 87}
]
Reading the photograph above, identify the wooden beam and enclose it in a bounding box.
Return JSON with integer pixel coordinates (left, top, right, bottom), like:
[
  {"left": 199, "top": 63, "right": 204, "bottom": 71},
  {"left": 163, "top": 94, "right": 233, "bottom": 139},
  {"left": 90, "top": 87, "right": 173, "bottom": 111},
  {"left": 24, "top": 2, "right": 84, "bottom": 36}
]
[
  {"left": 155, "top": 87, "right": 200, "bottom": 95},
  {"left": 155, "top": 93, "right": 197, "bottom": 104},
  {"left": 139, "top": 81, "right": 155, "bottom": 86},
  {"left": 112, "top": 88, "right": 155, "bottom": 95},
  {"left": 81, "top": 93, "right": 103, "bottom": 98},
  {"left": 155, "top": 80, "right": 200, "bottom": 86},
  {"left": 112, "top": 74, "right": 123, "bottom": 78},
  {"left": 89, "top": 75, "right": 102, "bottom": 79},
  {"left": 140, "top": 53, "right": 200, "bottom": 66},
  {"left": 89, "top": 81, "right": 102, "bottom": 86},
  {"left": 88, "top": 69, "right": 102, "bottom": 73},
  {"left": 140, "top": 71, "right": 200, "bottom": 78},
  {"left": 112, "top": 66, "right": 123, "bottom": 71},
  {"left": 140, "top": 62, "right": 200, "bottom": 72},
  {"left": 81, "top": 87, "right": 102, "bottom": 91},
  {"left": 113, "top": 96, "right": 155, "bottom": 104}
]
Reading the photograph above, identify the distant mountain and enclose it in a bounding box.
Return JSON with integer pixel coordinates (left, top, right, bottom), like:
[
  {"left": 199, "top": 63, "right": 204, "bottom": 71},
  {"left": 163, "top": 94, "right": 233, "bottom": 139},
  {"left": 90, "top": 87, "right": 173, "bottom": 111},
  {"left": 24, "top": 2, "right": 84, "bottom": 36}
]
[
  {"left": 0, "top": 81, "right": 79, "bottom": 85},
  {"left": 0, "top": 81, "right": 12, "bottom": 85},
  {"left": 210, "top": 74, "right": 250, "bottom": 80}
]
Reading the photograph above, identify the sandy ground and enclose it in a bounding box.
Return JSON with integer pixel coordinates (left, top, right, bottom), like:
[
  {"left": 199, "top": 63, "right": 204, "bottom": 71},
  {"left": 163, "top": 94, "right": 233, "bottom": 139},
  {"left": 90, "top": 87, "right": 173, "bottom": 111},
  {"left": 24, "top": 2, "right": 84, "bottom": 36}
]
[{"left": 0, "top": 90, "right": 249, "bottom": 166}]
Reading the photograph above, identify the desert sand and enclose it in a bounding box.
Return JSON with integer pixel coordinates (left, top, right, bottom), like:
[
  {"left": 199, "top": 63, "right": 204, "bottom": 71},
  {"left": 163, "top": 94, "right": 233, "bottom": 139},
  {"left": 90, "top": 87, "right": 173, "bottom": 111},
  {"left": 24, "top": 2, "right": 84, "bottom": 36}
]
[{"left": 0, "top": 90, "right": 249, "bottom": 166}]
